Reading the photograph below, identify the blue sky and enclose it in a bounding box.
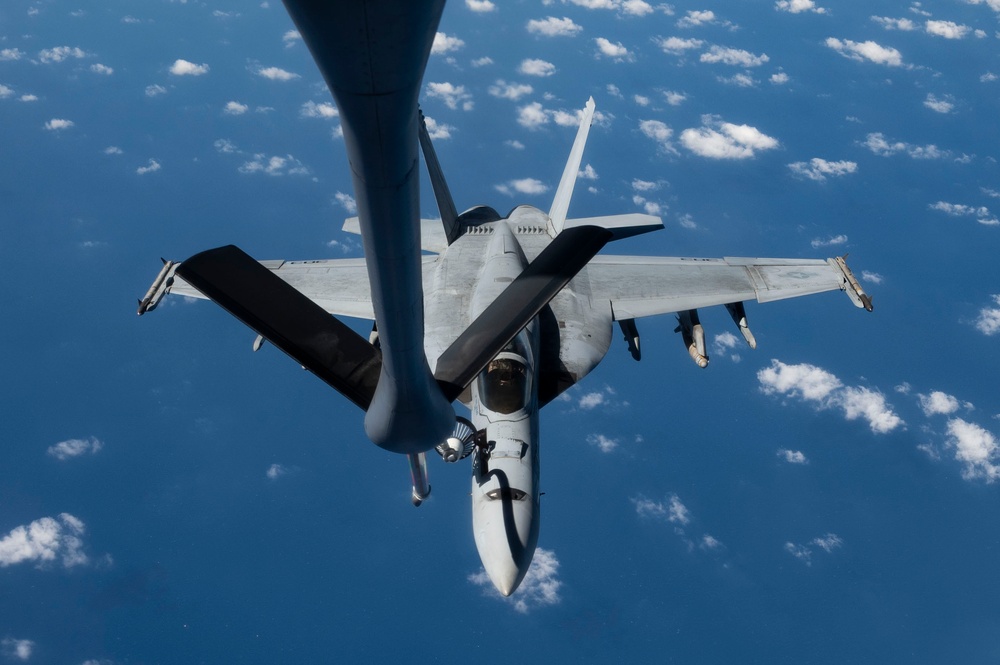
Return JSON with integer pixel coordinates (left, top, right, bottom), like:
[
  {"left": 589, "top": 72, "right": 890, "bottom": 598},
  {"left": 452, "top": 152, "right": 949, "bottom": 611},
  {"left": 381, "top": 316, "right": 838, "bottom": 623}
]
[{"left": 3, "top": 0, "right": 1000, "bottom": 662}]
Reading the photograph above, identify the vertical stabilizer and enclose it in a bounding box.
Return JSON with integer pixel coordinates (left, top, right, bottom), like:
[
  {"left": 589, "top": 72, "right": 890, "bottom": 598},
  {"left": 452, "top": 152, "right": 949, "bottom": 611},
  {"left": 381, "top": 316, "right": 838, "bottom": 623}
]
[
  {"left": 418, "top": 109, "right": 461, "bottom": 245},
  {"left": 547, "top": 97, "right": 596, "bottom": 236}
]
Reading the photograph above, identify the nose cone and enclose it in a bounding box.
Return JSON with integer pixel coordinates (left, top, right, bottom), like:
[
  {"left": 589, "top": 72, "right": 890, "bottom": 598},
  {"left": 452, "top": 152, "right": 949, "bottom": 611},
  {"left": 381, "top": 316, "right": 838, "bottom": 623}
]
[{"left": 473, "top": 493, "right": 539, "bottom": 596}]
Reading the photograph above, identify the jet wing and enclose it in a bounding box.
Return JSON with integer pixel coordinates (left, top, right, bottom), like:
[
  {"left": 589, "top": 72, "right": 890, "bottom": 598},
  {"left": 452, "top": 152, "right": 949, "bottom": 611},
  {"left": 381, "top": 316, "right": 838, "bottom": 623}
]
[
  {"left": 165, "top": 257, "right": 440, "bottom": 321},
  {"left": 587, "top": 255, "right": 871, "bottom": 319}
]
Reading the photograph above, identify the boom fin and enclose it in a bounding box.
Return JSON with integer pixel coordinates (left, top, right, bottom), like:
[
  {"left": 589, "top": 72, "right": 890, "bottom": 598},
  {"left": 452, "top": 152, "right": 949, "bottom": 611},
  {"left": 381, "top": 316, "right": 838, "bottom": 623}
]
[
  {"left": 418, "top": 108, "right": 461, "bottom": 245},
  {"left": 547, "top": 97, "right": 596, "bottom": 237}
]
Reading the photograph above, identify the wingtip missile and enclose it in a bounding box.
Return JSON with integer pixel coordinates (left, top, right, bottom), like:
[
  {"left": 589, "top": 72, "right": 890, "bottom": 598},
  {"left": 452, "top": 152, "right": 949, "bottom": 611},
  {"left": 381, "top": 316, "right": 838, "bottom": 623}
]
[{"left": 832, "top": 256, "right": 874, "bottom": 312}]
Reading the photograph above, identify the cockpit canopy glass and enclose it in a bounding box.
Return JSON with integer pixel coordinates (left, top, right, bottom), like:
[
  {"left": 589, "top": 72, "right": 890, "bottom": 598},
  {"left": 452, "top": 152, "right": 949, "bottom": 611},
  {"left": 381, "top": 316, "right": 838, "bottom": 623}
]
[{"left": 478, "top": 335, "right": 533, "bottom": 415}]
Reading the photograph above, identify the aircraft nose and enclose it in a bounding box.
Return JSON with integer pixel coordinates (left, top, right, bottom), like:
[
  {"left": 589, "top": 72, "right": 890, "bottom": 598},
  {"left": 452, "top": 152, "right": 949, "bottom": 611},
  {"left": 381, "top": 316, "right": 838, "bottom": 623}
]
[{"left": 474, "top": 494, "right": 538, "bottom": 596}]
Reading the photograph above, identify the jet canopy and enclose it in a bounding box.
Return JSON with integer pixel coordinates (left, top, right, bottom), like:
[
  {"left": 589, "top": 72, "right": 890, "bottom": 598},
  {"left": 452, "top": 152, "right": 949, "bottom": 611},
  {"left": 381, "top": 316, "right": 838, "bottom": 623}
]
[{"left": 478, "top": 334, "right": 534, "bottom": 415}]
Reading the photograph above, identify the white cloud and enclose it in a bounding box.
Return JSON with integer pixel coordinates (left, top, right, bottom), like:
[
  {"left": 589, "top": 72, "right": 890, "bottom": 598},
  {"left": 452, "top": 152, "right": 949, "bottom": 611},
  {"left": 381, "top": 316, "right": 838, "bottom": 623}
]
[
  {"left": 923, "top": 93, "right": 955, "bottom": 114},
  {"left": 0, "top": 513, "right": 89, "bottom": 568},
  {"left": 488, "top": 80, "right": 533, "bottom": 101},
  {"left": 679, "top": 117, "right": 778, "bottom": 159},
  {"left": 632, "top": 179, "right": 659, "bottom": 192},
  {"left": 928, "top": 201, "right": 997, "bottom": 225},
  {"left": 639, "top": 119, "right": 678, "bottom": 153},
  {"left": 169, "top": 59, "right": 209, "bottom": 76},
  {"left": 423, "top": 116, "right": 454, "bottom": 140},
  {"left": 239, "top": 154, "right": 308, "bottom": 176},
  {"left": 663, "top": 90, "right": 687, "bottom": 105},
  {"left": 0, "top": 85, "right": 13, "bottom": 99},
  {"left": 505, "top": 139, "right": 525, "bottom": 150},
  {"left": 90, "top": 63, "right": 113, "bottom": 75},
  {"left": 0, "top": 48, "right": 25, "bottom": 61},
  {"left": 257, "top": 66, "right": 299, "bottom": 81},
  {"left": 468, "top": 547, "right": 562, "bottom": 613},
  {"left": 776, "top": 0, "right": 827, "bottom": 13},
  {"left": 946, "top": 418, "right": 1000, "bottom": 481},
  {"left": 785, "top": 533, "right": 842, "bottom": 565},
  {"left": 861, "top": 270, "right": 883, "bottom": 285},
  {"left": 862, "top": 133, "right": 949, "bottom": 160},
  {"left": 872, "top": 16, "right": 917, "bottom": 31},
  {"left": 223, "top": 101, "right": 248, "bottom": 115},
  {"left": 471, "top": 56, "right": 494, "bottom": 67},
  {"left": 621, "top": 0, "right": 655, "bottom": 16},
  {"left": 797, "top": 232, "right": 852, "bottom": 263},
  {"left": 632, "top": 493, "right": 690, "bottom": 524},
  {"left": 712, "top": 331, "right": 741, "bottom": 359},
  {"left": 789, "top": 158, "right": 857, "bottom": 182},
  {"left": 38, "top": 46, "right": 87, "bottom": 63},
  {"left": 700, "top": 46, "right": 769, "bottom": 67},
  {"left": 136, "top": 159, "right": 161, "bottom": 175},
  {"left": 214, "top": 138, "right": 238, "bottom": 154},
  {"left": 334, "top": 191, "right": 357, "bottom": 213},
  {"left": 565, "top": 0, "right": 617, "bottom": 8},
  {"left": 466, "top": 0, "right": 496, "bottom": 11},
  {"left": 812, "top": 533, "right": 843, "bottom": 552},
  {"left": 778, "top": 449, "right": 808, "bottom": 464},
  {"left": 578, "top": 164, "right": 598, "bottom": 180},
  {"left": 282, "top": 30, "right": 301, "bottom": 47},
  {"left": 594, "top": 37, "right": 632, "bottom": 61},
  {"left": 104, "top": 146, "right": 123, "bottom": 155},
  {"left": 758, "top": 359, "right": 903, "bottom": 434},
  {"left": 825, "top": 38, "right": 904, "bottom": 67},
  {"left": 657, "top": 36, "right": 704, "bottom": 54},
  {"left": 47, "top": 436, "right": 103, "bottom": 460},
  {"left": 517, "top": 101, "right": 549, "bottom": 129},
  {"left": 770, "top": 71, "right": 790, "bottom": 84},
  {"left": 667, "top": 494, "right": 691, "bottom": 524},
  {"left": 981, "top": 72, "right": 998, "bottom": 83},
  {"left": 496, "top": 178, "right": 548, "bottom": 196},
  {"left": 519, "top": 58, "right": 556, "bottom": 77},
  {"left": 266, "top": 463, "right": 287, "bottom": 479},
  {"left": 145, "top": 84, "right": 167, "bottom": 97},
  {"left": 300, "top": 100, "right": 338, "bottom": 118},
  {"left": 1, "top": 638, "right": 34, "bottom": 662},
  {"left": 717, "top": 73, "right": 757, "bottom": 87},
  {"left": 918, "top": 391, "right": 961, "bottom": 416},
  {"left": 925, "top": 19, "right": 971, "bottom": 39},
  {"left": 974, "top": 295, "right": 1000, "bottom": 335},
  {"left": 426, "top": 81, "right": 473, "bottom": 110},
  {"left": 677, "top": 10, "right": 716, "bottom": 28},
  {"left": 432, "top": 32, "right": 465, "bottom": 54},
  {"left": 45, "top": 118, "right": 74, "bottom": 131},
  {"left": 526, "top": 16, "right": 583, "bottom": 37},
  {"left": 20, "top": 94, "right": 38, "bottom": 102},
  {"left": 586, "top": 433, "right": 619, "bottom": 453}
]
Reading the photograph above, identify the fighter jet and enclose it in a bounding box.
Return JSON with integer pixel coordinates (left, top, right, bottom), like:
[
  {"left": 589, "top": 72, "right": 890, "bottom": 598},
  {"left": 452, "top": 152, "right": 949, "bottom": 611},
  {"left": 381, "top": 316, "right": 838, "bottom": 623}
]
[{"left": 138, "top": 0, "right": 873, "bottom": 596}]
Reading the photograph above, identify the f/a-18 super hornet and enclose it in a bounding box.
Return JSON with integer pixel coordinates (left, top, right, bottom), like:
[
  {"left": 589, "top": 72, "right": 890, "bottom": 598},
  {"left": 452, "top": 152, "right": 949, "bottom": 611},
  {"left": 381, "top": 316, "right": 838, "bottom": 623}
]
[{"left": 138, "top": 0, "right": 873, "bottom": 596}]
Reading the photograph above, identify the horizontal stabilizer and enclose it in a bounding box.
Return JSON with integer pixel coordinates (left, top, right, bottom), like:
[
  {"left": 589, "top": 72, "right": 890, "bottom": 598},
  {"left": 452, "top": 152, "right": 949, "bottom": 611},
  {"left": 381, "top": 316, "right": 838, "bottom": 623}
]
[
  {"left": 176, "top": 245, "right": 382, "bottom": 410},
  {"left": 563, "top": 213, "right": 662, "bottom": 241},
  {"left": 434, "top": 225, "right": 613, "bottom": 401}
]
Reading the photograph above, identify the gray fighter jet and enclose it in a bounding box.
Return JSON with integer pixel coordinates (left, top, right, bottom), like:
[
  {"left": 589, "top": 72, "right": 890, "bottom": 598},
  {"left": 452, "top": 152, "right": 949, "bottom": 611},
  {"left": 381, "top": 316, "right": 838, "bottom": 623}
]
[{"left": 138, "top": 0, "right": 873, "bottom": 596}]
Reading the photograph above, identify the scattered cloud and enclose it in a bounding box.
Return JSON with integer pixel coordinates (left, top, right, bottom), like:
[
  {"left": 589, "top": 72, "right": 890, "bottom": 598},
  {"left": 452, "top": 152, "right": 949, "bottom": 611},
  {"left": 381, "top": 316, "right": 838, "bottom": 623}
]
[
  {"left": 639, "top": 119, "right": 678, "bottom": 154},
  {"left": 825, "top": 38, "right": 904, "bottom": 67},
  {"left": 518, "top": 102, "right": 549, "bottom": 129},
  {"left": 663, "top": 90, "right": 687, "bottom": 105},
  {"left": 923, "top": 93, "right": 955, "bottom": 114},
  {"left": 776, "top": 0, "right": 827, "bottom": 13},
  {"left": 632, "top": 179, "right": 660, "bottom": 192},
  {"left": 789, "top": 158, "right": 857, "bottom": 181},
  {"left": 925, "top": 20, "right": 971, "bottom": 39},
  {"left": 578, "top": 163, "right": 598, "bottom": 180},
  {"left": 700, "top": 46, "right": 769, "bottom": 67},
  {"left": 973, "top": 295, "right": 1000, "bottom": 335},
  {"left": 519, "top": 59, "right": 556, "bottom": 77},
  {"left": 169, "top": 59, "right": 209, "bottom": 76},
  {"left": 432, "top": 32, "right": 465, "bottom": 54},
  {"left": 656, "top": 36, "right": 704, "bottom": 54},
  {"left": 257, "top": 66, "right": 299, "bottom": 81},
  {"left": 526, "top": 16, "right": 583, "bottom": 37},
  {"left": 0, "top": 48, "right": 26, "bottom": 61},
  {"left": 238, "top": 154, "right": 308, "bottom": 176},
  {"left": 334, "top": 191, "right": 357, "bottom": 213},
  {"left": 928, "top": 201, "right": 998, "bottom": 226},
  {"left": 468, "top": 547, "right": 562, "bottom": 613},
  {"left": 0, "top": 85, "right": 13, "bottom": 99},
  {"left": 679, "top": 116, "right": 779, "bottom": 159},
  {"left": 918, "top": 391, "right": 962, "bottom": 417},
  {"left": 47, "top": 436, "right": 103, "bottom": 461},
  {"left": 136, "top": 159, "right": 161, "bottom": 175},
  {"left": 266, "top": 463, "right": 287, "bottom": 480},
  {"left": 946, "top": 418, "right": 1000, "bottom": 481},
  {"left": 90, "top": 63, "right": 113, "bottom": 75},
  {"left": 103, "top": 146, "right": 123, "bottom": 155},
  {"left": 872, "top": 16, "right": 918, "bottom": 31},
  {"left": 712, "top": 331, "right": 742, "bottom": 361},
  {"left": 488, "top": 80, "right": 533, "bottom": 101},
  {"left": 861, "top": 270, "right": 883, "bottom": 285},
  {"left": 770, "top": 71, "right": 790, "bottom": 84},
  {"left": 45, "top": 118, "right": 74, "bottom": 131},
  {"left": 785, "top": 533, "right": 842, "bottom": 565},
  {"left": 145, "top": 84, "right": 167, "bottom": 97},
  {"left": 223, "top": 101, "right": 248, "bottom": 115},
  {"left": 282, "top": 29, "right": 301, "bottom": 47},
  {"left": 677, "top": 10, "right": 717, "bottom": 28},
  {"left": 0, "top": 513, "right": 89, "bottom": 568},
  {"left": 38, "top": 46, "right": 87, "bottom": 63},
  {"left": 632, "top": 493, "right": 690, "bottom": 525},
  {"left": 471, "top": 56, "right": 494, "bottom": 67},
  {"left": 758, "top": 359, "right": 904, "bottom": 434},
  {"left": 300, "top": 100, "right": 338, "bottom": 118},
  {"left": 466, "top": 0, "right": 497, "bottom": 11},
  {"left": 423, "top": 116, "right": 455, "bottom": 140},
  {"left": 717, "top": 73, "right": 758, "bottom": 87},
  {"left": 778, "top": 449, "right": 809, "bottom": 464},
  {"left": 594, "top": 37, "right": 633, "bottom": 61},
  {"left": 862, "top": 133, "right": 950, "bottom": 160},
  {"left": 495, "top": 178, "right": 549, "bottom": 196},
  {"left": 214, "top": 138, "right": 238, "bottom": 154},
  {"left": 1, "top": 638, "right": 34, "bottom": 662},
  {"left": 587, "top": 433, "right": 619, "bottom": 453},
  {"left": 426, "top": 81, "right": 473, "bottom": 110},
  {"left": 574, "top": 385, "right": 621, "bottom": 410}
]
